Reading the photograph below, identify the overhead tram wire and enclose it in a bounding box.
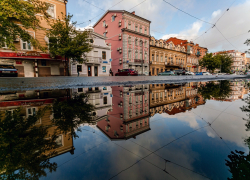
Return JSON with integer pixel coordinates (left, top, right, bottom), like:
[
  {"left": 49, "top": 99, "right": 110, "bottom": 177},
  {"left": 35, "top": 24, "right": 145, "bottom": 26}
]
[
  {"left": 215, "top": 26, "right": 238, "bottom": 50},
  {"left": 162, "top": 0, "right": 214, "bottom": 25}
]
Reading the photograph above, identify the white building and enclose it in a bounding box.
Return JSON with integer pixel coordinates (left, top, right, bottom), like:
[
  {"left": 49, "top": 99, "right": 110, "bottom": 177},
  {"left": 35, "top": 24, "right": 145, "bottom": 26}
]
[
  {"left": 70, "top": 28, "right": 112, "bottom": 77},
  {"left": 72, "top": 86, "right": 112, "bottom": 124}
]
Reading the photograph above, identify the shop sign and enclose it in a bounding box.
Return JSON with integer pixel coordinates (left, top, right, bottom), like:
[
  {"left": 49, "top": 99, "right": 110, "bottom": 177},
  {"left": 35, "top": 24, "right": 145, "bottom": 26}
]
[
  {"left": 16, "top": 61, "right": 22, "bottom": 64},
  {"left": 103, "top": 61, "right": 108, "bottom": 63},
  {"left": 17, "top": 51, "right": 42, "bottom": 57}
]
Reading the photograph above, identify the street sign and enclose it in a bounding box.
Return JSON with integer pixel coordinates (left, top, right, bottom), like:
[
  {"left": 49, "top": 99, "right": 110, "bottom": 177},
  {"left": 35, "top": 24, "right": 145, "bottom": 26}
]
[{"left": 109, "top": 59, "right": 112, "bottom": 62}]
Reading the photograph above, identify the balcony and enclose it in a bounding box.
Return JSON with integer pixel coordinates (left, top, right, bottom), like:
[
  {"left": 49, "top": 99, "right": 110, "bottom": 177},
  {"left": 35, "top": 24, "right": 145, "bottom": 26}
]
[
  {"left": 196, "top": 51, "right": 201, "bottom": 57},
  {"left": 86, "top": 56, "right": 102, "bottom": 64},
  {"left": 134, "top": 59, "right": 144, "bottom": 63}
]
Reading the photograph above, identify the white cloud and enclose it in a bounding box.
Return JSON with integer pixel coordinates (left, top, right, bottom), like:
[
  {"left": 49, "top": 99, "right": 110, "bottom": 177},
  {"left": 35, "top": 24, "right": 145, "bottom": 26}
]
[{"left": 211, "top": 9, "right": 222, "bottom": 19}]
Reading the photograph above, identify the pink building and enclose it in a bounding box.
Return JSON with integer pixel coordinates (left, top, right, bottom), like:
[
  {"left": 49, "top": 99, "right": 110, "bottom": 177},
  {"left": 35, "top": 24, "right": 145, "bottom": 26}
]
[
  {"left": 97, "top": 85, "right": 150, "bottom": 140},
  {"left": 93, "top": 10, "right": 151, "bottom": 75}
]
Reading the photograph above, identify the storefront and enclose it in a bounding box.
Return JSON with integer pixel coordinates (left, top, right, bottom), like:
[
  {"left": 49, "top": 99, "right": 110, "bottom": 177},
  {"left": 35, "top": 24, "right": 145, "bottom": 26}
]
[{"left": 0, "top": 51, "right": 64, "bottom": 77}]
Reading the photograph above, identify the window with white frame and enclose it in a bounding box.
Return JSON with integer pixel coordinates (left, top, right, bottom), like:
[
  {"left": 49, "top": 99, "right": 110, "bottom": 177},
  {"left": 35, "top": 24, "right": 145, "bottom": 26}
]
[
  {"left": 47, "top": 4, "right": 55, "bottom": 18},
  {"left": 111, "top": 15, "right": 115, "bottom": 22},
  {"left": 128, "top": 36, "right": 131, "bottom": 44},
  {"left": 55, "top": 135, "right": 63, "bottom": 148},
  {"left": 144, "top": 40, "right": 147, "bottom": 47},
  {"left": 103, "top": 32, "right": 107, "bottom": 37},
  {"left": 161, "top": 56, "right": 163, "bottom": 62},
  {"left": 128, "top": 22, "right": 131, "bottom": 29},
  {"left": 139, "top": 26, "right": 142, "bottom": 33},
  {"left": 140, "top": 40, "right": 143, "bottom": 46},
  {"left": 145, "top": 27, "right": 147, "bottom": 34},
  {"left": 22, "top": 40, "right": 32, "bottom": 50},
  {"left": 144, "top": 52, "right": 147, "bottom": 61},
  {"left": 135, "top": 38, "right": 138, "bottom": 46},
  {"left": 103, "top": 20, "right": 106, "bottom": 27},
  {"left": 135, "top": 25, "right": 138, "bottom": 32},
  {"left": 140, "top": 51, "right": 142, "bottom": 60},
  {"left": 135, "top": 50, "right": 138, "bottom": 59},
  {"left": 128, "top": 49, "right": 132, "bottom": 59}
]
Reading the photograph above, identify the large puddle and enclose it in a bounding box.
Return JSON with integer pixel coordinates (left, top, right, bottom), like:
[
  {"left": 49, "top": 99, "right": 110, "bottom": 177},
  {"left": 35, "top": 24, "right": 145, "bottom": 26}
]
[{"left": 1, "top": 79, "right": 250, "bottom": 180}]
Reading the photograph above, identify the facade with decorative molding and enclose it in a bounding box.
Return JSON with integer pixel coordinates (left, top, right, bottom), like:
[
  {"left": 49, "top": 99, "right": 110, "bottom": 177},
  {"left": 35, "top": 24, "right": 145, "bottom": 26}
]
[
  {"left": 0, "top": 0, "right": 67, "bottom": 77},
  {"left": 93, "top": 10, "right": 151, "bottom": 75},
  {"left": 150, "top": 37, "right": 186, "bottom": 76}
]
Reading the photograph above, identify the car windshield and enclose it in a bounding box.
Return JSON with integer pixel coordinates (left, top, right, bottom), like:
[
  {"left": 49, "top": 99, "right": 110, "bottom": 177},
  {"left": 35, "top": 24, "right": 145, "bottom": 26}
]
[{"left": 0, "top": 65, "right": 15, "bottom": 69}]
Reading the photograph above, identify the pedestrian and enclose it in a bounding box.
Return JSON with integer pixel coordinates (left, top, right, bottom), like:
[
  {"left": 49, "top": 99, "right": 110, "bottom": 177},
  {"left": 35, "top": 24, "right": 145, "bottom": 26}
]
[
  {"left": 77, "top": 66, "right": 80, "bottom": 77},
  {"left": 109, "top": 68, "right": 113, "bottom": 76}
]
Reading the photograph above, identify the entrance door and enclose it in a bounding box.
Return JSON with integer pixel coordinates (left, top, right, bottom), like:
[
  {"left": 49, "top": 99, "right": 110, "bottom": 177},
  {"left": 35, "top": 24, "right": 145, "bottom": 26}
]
[
  {"left": 94, "top": 66, "right": 98, "bottom": 76},
  {"left": 88, "top": 66, "right": 92, "bottom": 76},
  {"left": 24, "top": 61, "right": 34, "bottom": 77}
]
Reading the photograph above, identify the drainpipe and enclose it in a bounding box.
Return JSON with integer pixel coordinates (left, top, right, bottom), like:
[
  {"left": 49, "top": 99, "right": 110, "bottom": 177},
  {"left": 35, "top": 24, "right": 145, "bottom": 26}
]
[{"left": 35, "top": 59, "right": 38, "bottom": 77}]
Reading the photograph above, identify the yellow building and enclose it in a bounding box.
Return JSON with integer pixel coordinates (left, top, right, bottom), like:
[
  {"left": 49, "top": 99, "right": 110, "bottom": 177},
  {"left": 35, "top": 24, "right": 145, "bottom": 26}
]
[
  {"left": 0, "top": 0, "right": 67, "bottom": 77},
  {"left": 149, "top": 37, "right": 186, "bottom": 76}
]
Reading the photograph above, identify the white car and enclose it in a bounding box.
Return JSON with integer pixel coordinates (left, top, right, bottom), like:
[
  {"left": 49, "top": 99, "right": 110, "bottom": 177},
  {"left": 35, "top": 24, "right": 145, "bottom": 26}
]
[
  {"left": 203, "top": 72, "right": 212, "bottom": 75},
  {"left": 186, "top": 71, "right": 195, "bottom": 75}
]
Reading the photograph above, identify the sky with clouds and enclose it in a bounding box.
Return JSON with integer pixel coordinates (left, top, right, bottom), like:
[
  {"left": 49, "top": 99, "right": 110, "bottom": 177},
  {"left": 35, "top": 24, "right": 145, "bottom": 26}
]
[{"left": 67, "top": 0, "right": 250, "bottom": 55}]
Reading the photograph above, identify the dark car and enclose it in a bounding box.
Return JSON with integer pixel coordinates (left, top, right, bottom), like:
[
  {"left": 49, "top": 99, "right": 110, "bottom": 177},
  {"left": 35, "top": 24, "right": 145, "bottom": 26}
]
[
  {"left": 115, "top": 69, "right": 138, "bottom": 76},
  {"left": 0, "top": 65, "right": 18, "bottom": 77},
  {"left": 174, "top": 69, "right": 187, "bottom": 75}
]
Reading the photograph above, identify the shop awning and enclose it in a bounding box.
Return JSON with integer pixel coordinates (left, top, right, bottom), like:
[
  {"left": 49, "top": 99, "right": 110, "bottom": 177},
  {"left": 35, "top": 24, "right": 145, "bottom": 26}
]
[{"left": 0, "top": 52, "right": 63, "bottom": 60}]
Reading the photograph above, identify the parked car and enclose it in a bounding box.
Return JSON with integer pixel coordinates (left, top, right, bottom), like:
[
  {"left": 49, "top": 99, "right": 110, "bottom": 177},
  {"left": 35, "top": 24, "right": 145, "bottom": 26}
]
[
  {"left": 158, "top": 71, "right": 175, "bottom": 76},
  {"left": 0, "top": 65, "right": 18, "bottom": 77},
  {"left": 246, "top": 71, "right": 250, "bottom": 75},
  {"left": 203, "top": 72, "right": 212, "bottom": 75},
  {"left": 195, "top": 72, "right": 203, "bottom": 75},
  {"left": 174, "top": 69, "right": 186, "bottom": 75},
  {"left": 185, "top": 71, "right": 195, "bottom": 75},
  {"left": 115, "top": 69, "right": 138, "bottom": 76}
]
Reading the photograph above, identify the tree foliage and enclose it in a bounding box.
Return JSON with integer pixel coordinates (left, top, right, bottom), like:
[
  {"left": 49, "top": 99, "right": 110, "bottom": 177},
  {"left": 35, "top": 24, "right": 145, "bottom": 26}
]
[
  {"left": 52, "top": 93, "right": 95, "bottom": 139},
  {"left": 198, "top": 80, "right": 232, "bottom": 100},
  {"left": 244, "top": 30, "right": 250, "bottom": 54},
  {"left": 0, "top": 0, "right": 50, "bottom": 51},
  {"left": 0, "top": 107, "right": 58, "bottom": 180},
  {"left": 46, "top": 14, "right": 93, "bottom": 75},
  {"left": 199, "top": 53, "right": 233, "bottom": 73}
]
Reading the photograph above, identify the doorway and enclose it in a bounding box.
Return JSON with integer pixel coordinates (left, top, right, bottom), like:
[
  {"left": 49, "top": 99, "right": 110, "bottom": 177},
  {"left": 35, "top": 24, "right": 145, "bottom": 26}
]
[
  {"left": 88, "top": 66, "right": 92, "bottom": 76},
  {"left": 24, "top": 61, "right": 34, "bottom": 77},
  {"left": 94, "top": 66, "right": 98, "bottom": 76}
]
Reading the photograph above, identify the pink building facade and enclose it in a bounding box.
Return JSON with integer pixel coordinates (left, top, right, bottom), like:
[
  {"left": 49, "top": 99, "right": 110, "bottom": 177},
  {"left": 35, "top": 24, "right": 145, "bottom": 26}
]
[
  {"left": 97, "top": 85, "right": 150, "bottom": 140},
  {"left": 93, "top": 10, "right": 151, "bottom": 75}
]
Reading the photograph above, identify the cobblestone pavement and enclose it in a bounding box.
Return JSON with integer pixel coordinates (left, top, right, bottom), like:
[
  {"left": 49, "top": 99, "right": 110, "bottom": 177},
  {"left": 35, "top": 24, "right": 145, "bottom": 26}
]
[{"left": 0, "top": 75, "right": 248, "bottom": 92}]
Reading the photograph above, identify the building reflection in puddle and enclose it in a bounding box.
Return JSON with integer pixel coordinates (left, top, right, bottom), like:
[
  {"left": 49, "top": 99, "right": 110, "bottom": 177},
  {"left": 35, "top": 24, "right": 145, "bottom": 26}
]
[{"left": 0, "top": 79, "right": 250, "bottom": 179}]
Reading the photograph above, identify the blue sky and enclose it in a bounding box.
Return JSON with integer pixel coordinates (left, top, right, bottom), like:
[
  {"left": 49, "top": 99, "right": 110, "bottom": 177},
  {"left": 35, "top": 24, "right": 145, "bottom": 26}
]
[{"left": 67, "top": 0, "right": 250, "bottom": 55}]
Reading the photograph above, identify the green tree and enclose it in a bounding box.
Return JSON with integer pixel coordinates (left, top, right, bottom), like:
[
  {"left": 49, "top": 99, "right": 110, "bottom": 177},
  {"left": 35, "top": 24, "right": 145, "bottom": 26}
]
[
  {"left": 46, "top": 14, "right": 93, "bottom": 76},
  {"left": 52, "top": 92, "right": 95, "bottom": 139},
  {"left": 0, "top": 0, "right": 50, "bottom": 51},
  {"left": 199, "top": 53, "right": 220, "bottom": 73},
  {"left": 198, "top": 80, "right": 232, "bottom": 100},
  {"left": 217, "top": 53, "right": 234, "bottom": 73},
  {"left": 0, "top": 107, "right": 58, "bottom": 180},
  {"left": 244, "top": 30, "right": 250, "bottom": 54}
]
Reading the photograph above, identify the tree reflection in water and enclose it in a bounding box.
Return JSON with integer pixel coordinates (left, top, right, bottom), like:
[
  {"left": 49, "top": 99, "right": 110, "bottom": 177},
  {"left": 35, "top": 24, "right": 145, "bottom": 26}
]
[
  {"left": 198, "top": 80, "right": 232, "bottom": 100},
  {"left": 0, "top": 92, "right": 94, "bottom": 180},
  {"left": 225, "top": 94, "right": 250, "bottom": 179}
]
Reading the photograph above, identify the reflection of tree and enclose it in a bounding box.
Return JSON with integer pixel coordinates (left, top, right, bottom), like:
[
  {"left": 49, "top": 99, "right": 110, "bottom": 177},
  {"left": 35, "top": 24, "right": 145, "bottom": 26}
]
[
  {"left": 198, "top": 81, "right": 232, "bottom": 100},
  {"left": 225, "top": 95, "right": 250, "bottom": 179},
  {"left": 0, "top": 107, "right": 58, "bottom": 180},
  {"left": 52, "top": 93, "right": 95, "bottom": 139}
]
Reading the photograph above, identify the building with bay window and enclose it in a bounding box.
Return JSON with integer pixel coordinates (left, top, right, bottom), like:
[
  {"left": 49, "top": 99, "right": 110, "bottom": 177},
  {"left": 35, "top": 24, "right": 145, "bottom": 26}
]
[{"left": 93, "top": 10, "right": 151, "bottom": 75}]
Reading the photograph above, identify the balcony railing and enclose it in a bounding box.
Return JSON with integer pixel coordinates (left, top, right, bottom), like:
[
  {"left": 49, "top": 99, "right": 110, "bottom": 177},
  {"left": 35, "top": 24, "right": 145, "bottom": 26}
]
[
  {"left": 134, "top": 59, "right": 144, "bottom": 63},
  {"left": 86, "top": 56, "right": 102, "bottom": 64}
]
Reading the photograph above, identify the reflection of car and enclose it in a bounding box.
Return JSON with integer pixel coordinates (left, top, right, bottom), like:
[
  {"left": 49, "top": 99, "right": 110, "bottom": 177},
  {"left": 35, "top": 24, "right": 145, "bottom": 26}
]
[
  {"left": 0, "top": 65, "right": 18, "bottom": 77},
  {"left": 195, "top": 72, "right": 203, "bottom": 75},
  {"left": 246, "top": 71, "right": 250, "bottom": 75},
  {"left": 115, "top": 69, "right": 138, "bottom": 76},
  {"left": 203, "top": 72, "right": 212, "bottom": 75},
  {"left": 158, "top": 71, "right": 175, "bottom": 76},
  {"left": 174, "top": 69, "right": 186, "bottom": 75},
  {"left": 185, "top": 71, "right": 195, "bottom": 75}
]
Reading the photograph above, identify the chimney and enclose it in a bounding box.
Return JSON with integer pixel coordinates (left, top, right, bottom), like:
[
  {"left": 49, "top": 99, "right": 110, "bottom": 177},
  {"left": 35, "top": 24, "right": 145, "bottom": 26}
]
[{"left": 131, "top": 11, "right": 135, "bottom": 15}]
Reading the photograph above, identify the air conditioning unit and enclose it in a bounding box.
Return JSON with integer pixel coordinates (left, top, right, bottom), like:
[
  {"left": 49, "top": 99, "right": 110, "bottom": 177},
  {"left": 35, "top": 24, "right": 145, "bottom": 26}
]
[
  {"left": 119, "top": 58, "right": 122, "bottom": 64},
  {"left": 105, "top": 24, "right": 108, "bottom": 28},
  {"left": 114, "top": 13, "right": 117, "bottom": 17},
  {"left": 120, "top": 114, "right": 123, "bottom": 118},
  {"left": 119, "top": 20, "right": 122, "bottom": 27},
  {"left": 117, "top": 48, "right": 119, "bottom": 51},
  {"left": 105, "top": 30, "right": 108, "bottom": 33},
  {"left": 119, "top": 50, "right": 122, "bottom": 53},
  {"left": 119, "top": 34, "right": 122, "bottom": 40}
]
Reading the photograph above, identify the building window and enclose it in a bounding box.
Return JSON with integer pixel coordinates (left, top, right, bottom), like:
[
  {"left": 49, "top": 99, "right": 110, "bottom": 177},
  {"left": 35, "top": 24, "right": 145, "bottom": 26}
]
[
  {"left": 152, "top": 68, "right": 155, "bottom": 75},
  {"left": 135, "top": 25, "right": 138, "bottom": 32},
  {"left": 128, "top": 22, "right": 131, "bottom": 29},
  {"left": 102, "top": 51, "right": 106, "bottom": 59},
  {"left": 41, "top": 60, "right": 46, "bottom": 66},
  {"left": 156, "top": 55, "right": 159, "bottom": 62},
  {"left": 77, "top": 65, "right": 82, "bottom": 72},
  {"left": 145, "top": 28, "right": 147, "bottom": 34},
  {"left": 144, "top": 40, "right": 147, "bottom": 47},
  {"left": 135, "top": 51, "right": 138, "bottom": 59},
  {"left": 112, "top": 15, "right": 115, "bottom": 22},
  {"left": 161, "top": 56, "right": 163, "bottom": 62},
  {"left": 139, "top": 26, "right": 142, "bottom": 33},
  {"left": 22, "top": 40, "right": 32, "bottom": 50},
  {"left": 55, "top": 135, "right": 63, "bottom": 148},
  {"left": 135, "top": 38, "right": 138, "bottom": 46},
  {"left": 103, "top": 20, "right": 106, "bottom": 27},
  {"left": 140, "top": 51, "right": 142, "bottom": 60},
  {"left": 78, "top": 88, "right": 83, "bottom": 92},
  {"left": 140, "top": 40, "right": 143, "bottom": 46},
  {"left": 47, "top": 4, "right": 55, "bottom": 18},
  {"left": 128, "top": 36, "right": 131, "bottom": 44},
  {"left": 102, "top": 66, "right": 106, "bottom": 73},
  {"left": 152, "top": 54, "right": 154, "bottom": 61},
  {"left": 103, "top": 96, "right": 107, "bottom": 104},
  {"left": 144, "top": 53, "right": 147, "bottom": 61},
  {"left": 103, "top": 32, "right": 107, "bottom": 37},
  {"left": 128, "top": 50, "right": 132, "bottom": 59},
  {"left": 103, "top": 87, "right": 107, "bottom": 90},
  {"left": 165, "top": 56, "right": 168, "bottom": 62}
]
